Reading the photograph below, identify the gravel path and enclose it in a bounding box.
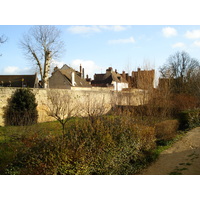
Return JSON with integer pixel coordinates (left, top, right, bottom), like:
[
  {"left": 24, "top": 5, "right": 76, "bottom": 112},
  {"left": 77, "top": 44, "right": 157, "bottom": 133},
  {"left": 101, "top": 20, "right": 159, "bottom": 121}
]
[{"left": 141, "top": 127, "right": 200, "bottom": 175}]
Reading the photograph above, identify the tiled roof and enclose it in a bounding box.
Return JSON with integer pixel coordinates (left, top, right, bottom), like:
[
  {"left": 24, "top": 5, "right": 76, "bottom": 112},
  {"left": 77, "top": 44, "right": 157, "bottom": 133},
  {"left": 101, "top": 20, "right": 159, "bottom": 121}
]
[
  {"left": 92, "top": 70, "right": 128, "bottom": 85},
  {"left": 0, "top": 74, "right": 38, "bottom": 88},
  {"left": 59, "top": 65, "right": 91, "bottom": 87}
]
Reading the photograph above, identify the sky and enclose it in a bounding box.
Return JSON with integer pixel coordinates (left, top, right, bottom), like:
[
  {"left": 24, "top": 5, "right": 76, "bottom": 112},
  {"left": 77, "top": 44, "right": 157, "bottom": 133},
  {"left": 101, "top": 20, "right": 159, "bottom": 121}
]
[{"left": 1, "top": 25, "right": 200, "bottom": 81}]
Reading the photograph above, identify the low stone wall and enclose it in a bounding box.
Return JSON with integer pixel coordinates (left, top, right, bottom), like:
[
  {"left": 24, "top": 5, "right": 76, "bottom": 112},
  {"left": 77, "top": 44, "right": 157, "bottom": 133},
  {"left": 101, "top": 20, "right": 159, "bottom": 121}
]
[{"left": 0, "top": 87, "right": 148, "bottom": 126}]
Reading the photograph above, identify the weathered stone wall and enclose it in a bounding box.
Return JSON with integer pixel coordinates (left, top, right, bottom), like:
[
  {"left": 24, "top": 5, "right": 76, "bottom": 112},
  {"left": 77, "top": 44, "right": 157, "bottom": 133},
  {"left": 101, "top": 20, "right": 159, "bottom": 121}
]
[{"left": 0, "top": 87, "right": 147, "bottom": 126}]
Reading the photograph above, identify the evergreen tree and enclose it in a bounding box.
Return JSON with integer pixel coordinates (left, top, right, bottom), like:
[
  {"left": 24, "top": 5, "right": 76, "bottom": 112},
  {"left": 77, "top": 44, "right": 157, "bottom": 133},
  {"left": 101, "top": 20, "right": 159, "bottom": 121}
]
[{"left": 5, "top": 89, "right": 38, "bottom": 126}]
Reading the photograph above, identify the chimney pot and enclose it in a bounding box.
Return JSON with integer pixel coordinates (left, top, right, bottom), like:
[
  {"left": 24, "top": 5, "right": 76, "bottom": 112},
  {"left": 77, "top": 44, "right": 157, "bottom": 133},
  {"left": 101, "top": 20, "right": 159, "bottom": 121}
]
[
  {"left": 71, "top": 72, "right": 75, "bottom": 86},
  {"left": 106, "top": 67, "right": 113, "bottom": 72},
  {"left": 80, "top": 64, "right": 82, "bottom": 72},
  {"left": 54, "top": 66, "right": 58, "bottom": 71}
]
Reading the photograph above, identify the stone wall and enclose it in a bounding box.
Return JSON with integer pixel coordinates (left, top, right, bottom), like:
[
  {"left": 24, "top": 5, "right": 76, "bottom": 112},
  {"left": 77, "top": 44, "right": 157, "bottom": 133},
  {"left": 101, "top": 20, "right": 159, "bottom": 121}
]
[{"left": 0, "top": 87, "right": 147, "bottom": 126}]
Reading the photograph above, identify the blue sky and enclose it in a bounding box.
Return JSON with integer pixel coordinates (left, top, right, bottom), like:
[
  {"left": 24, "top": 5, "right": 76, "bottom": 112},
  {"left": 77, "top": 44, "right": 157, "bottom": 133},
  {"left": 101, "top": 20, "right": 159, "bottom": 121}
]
[{"left": 1, "top": 25, "right": 200, "bottom": 80}]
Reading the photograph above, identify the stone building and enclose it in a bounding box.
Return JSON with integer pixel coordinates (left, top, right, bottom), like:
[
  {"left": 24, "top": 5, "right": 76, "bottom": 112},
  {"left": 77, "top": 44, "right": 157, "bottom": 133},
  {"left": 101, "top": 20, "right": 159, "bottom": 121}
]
[
  {"left": 121, "top": 68, "right": 155, "bottom": 90},
  {"left": 91, "top": 67, "right": 129, "bottom": 91},
  {"left": 49, "top": 64, "right": 91, "bottom": 89}
]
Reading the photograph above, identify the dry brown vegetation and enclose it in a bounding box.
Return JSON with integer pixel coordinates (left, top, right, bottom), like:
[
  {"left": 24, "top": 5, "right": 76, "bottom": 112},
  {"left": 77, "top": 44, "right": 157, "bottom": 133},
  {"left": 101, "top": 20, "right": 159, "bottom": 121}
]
[{"left": 155, "top": 120, "right": 179, "bottom": 144}]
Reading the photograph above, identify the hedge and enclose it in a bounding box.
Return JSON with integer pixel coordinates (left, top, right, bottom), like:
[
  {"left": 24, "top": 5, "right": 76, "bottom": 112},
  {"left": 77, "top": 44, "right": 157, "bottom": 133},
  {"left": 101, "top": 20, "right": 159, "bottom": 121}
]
[{"left": 178, "top": 109, "right": 200, "bottom": 130}]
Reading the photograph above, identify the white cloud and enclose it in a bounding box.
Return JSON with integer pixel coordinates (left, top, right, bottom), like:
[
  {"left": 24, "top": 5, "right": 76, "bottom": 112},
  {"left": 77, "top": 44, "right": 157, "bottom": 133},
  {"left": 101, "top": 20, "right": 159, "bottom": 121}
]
[
  {"left": 172, "top": 42, "right": 185, "bottom": 48},
  {"left": 4, "top": 66, "right": 19, "bottom": 74},
  {"left": 50, "top": 59, "right": 64, "bottom": 74},
  {"left": 193, "top": 40, "right": 200, "bottom": 47},
  {"left": 108, "top": 36, "right": 135, "bottom": 44},
  {"left": 98, "top": 25, "right": 127, "bottom": 32},
  {"left": 162, "top": 27, "right": 177, "bottom": 37},
  {"left": 3, "top": 66, "right": 31, "bottom": 75},
  {"left": 68, "top": 25, "right": 127, "bottom": 34},
  {"left": 68, "top": 26, "right": 101, "bottom": 34},
  {"left": 185, "top": 30, "right": 200, "bottom": 39},
  {"left": 70, "top": 59, "right": 101, "bottom": 78}
]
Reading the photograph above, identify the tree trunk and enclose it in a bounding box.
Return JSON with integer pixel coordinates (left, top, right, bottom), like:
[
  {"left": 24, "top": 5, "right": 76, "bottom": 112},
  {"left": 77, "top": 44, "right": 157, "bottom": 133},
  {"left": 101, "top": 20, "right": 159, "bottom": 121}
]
[{"left": 43, "top": 50, "right": 51, "bottom": 88}]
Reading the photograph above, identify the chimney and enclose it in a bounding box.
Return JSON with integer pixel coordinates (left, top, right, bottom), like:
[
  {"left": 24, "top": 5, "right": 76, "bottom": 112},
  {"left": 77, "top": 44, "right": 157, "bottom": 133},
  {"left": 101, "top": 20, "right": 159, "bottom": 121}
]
[
  {"left": 106, "top": 67, "right": 113, "bottom": 73},
  {"left": 71, "top": 71, "right": 75, "bottom": 86},
  {"left": 126, "top": 73, "right": 129, "bottom": 81},
  {"left": 80, "top": 64, "right": 82, "bottom": 73},
  {"left": 80, "top": 64, "right": 82, "bottom": 75},
  {"left": 122, "top": 71, "right": 126, "bottom": 79},
  {"left": 115, "top": 69, "right": 117, "bottom": 73},
  {"left": 82, "top": 68, "right": 85, "bottom": 79},
  {"left": 138, "top": 68, "right": 141, "bottom": 72},
  {"left": 51, "top": 66, "right": 59, "bottom": 75},
  {"left": 54, "top": 66, "right": 58, "bottom": 71}
]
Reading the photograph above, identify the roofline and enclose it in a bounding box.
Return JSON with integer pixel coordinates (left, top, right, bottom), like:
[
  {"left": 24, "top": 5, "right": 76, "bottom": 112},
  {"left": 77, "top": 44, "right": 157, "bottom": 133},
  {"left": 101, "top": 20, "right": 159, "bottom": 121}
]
[
  {"left": 52, "top": 69, "right": 73, "bottom": 86},
  {"left": 0, "top": 74, "right": 37, "bottom": 77}
]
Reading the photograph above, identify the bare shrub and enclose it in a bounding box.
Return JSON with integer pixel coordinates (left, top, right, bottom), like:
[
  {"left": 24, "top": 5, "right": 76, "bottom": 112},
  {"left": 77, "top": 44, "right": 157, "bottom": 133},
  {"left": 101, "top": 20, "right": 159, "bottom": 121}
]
[
  {"left": 80, "top": 92, "right": 110, "bottom": 124},
  {"left": 172, "top": 93, "right": 199, "bottom": 111},
  {"left": 155, "top": 120, "right": 179, "bottom": 144},
  {"left": 45, "top": 89, "right": 80, "bottom": 137}
]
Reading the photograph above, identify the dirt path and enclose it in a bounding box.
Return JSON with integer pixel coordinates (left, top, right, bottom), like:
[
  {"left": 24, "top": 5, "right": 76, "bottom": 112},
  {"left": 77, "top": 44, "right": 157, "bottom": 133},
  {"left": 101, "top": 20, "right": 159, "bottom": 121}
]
[{"left": 141, "top": 127, "right": 200, "bottom": 175}]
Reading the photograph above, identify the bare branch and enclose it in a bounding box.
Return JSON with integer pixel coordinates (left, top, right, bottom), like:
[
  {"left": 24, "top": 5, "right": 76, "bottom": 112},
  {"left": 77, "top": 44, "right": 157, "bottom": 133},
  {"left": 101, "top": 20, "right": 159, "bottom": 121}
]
[
  {"left": 160, "top": 51, "right": 200, "bottom": 94},
  {"left": 80, "top": 92, "right": 110, "bottom": 124},
  {"left": 0, "top": 34, "right": 7, "bottom": 44},
  {"left": 45, "top": 90, "right": 79, "bottom": 137},
  {"left": 0, "top": 34, "right": 8, "bottom": 56},
  {"left": 19, "top": 26, "right": 65, "bottom": 88}
]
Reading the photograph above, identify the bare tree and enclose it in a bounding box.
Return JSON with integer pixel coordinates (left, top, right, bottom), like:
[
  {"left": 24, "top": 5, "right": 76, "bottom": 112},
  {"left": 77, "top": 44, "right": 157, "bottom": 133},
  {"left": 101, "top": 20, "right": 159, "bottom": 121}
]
[
  {"left": 0, "top": 34, "right": 7, "bottom": 56},
  {"left": 20, "top": 26, "right": 65, "bottom": 88},
  {"left": 160, "top": 51, "right": 200, "bottom": 93},
  {"left": 81, "top": 92, "right": 108, "bottom": 124},
  {"left": 46, "top": 90, "right": 79, "bottom": 137},
  {"left": 186, "top": 69, "right": 200, "bottom": 98}
]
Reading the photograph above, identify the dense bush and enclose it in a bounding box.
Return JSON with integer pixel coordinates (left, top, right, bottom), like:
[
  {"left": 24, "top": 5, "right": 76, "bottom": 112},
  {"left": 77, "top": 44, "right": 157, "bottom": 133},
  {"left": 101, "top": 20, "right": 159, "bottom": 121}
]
[
  {"left": 4, "top": 89, "right": 38, "bottom": 126},
  {"left": 4, "top": 116, "right": 157, "bottom": 175},
  {"left": 172, "top": 94, "right": 200, "bottom": 112},
  {"left": 112, "top": 105, "right": 178, "bottom": 119},
  {"left": 155, "top": 120, "right": 179, "bottom": 145},
  {"left": 179, "top": 109, "right": 200, "bottom": 130}
]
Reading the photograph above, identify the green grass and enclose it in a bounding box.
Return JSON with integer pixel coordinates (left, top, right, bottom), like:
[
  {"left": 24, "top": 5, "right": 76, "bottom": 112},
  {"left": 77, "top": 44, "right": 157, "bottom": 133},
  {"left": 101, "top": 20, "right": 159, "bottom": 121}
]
[
  {"left": 153, "top": 132, "right": 185, "bottom": 155},
  {"left": 0, "top": 118, "right": 83, "bottom": 139},
  {"left": 0, "top": 120, "right": 63, "bottom": 174}
]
